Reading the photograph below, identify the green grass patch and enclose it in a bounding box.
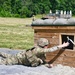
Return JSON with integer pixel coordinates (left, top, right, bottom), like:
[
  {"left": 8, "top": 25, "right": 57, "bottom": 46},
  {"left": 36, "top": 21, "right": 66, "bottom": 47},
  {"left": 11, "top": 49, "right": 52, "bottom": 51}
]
[
  {"left": 35, "top": 14, "right": 46, "bottom": 19},
  {"left": 0, "top": 18, "right": 34, "bottom": 50}
]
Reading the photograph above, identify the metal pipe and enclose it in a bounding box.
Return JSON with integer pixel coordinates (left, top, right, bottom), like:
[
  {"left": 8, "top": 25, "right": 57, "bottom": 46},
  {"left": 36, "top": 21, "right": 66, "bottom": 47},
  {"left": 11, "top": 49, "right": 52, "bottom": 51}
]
[{"left": 67, "top": 36, "right": 75, "bottom": 45}]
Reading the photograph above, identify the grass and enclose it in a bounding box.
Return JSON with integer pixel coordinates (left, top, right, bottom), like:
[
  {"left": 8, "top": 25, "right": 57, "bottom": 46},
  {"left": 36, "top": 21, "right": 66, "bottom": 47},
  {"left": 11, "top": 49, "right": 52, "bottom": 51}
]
[
  {"left": 0, "top": 17, "right": 34, "bottom": 50},
  {"left": 35, "top": 14, "right": 46, "bottom": 18}
]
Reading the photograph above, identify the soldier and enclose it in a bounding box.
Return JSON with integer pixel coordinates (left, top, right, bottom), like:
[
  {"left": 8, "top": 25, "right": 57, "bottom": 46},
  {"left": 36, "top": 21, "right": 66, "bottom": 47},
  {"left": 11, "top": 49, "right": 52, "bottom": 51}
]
[
  {"left": 32, "top": 15, "right": 35, "bottom": 21},
  {"left": 0, "top": 38, "right": 69, "bottom": 67}
]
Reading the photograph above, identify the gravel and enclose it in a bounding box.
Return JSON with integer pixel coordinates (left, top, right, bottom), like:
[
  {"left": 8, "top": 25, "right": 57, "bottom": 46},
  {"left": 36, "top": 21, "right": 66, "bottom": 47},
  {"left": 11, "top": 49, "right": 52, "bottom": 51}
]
[{"left": 0, "top": 64, "right": 75, "bottom": 75}]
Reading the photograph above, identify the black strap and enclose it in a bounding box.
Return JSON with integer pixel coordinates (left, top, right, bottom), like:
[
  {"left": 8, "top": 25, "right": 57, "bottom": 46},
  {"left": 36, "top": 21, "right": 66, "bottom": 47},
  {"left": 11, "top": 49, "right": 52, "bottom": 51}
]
[{"left": 26, "top": 47, "right": 36, "bottom": 52}]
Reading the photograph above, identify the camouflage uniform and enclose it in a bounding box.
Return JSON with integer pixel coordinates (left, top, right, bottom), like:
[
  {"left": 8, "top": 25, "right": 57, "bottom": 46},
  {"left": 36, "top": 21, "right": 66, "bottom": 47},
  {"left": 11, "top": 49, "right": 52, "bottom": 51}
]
[{"left": 0, "top": 38, "right": 61, "bottom": 67}]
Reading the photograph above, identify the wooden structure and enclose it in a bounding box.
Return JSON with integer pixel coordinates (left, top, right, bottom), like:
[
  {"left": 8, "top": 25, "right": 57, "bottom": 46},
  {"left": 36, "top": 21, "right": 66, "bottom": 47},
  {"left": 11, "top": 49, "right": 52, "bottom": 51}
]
[{"left": 31, "top": 18, "right": 75, "bottom": 67}]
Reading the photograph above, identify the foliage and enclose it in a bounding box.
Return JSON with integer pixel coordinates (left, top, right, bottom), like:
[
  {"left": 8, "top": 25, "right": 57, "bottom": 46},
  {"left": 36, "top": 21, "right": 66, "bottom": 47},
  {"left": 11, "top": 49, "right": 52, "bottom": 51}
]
[{"left": 0, "top": 0, "right": 75, "bottom": 18}]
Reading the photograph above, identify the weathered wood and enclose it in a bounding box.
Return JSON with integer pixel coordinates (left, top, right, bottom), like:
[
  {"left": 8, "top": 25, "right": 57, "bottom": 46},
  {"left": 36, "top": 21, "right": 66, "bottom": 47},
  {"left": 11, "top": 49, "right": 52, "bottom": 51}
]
[
  {"left": 34, "top": 29, "right": 75, "bottom": 33},
  {"left": 32, "top": 26, "right": 75, "bottom": 30},
  {"left": 32, "top": 25, "right": 75, "bottom": 67},
  {"left": 45, "top": 50, "right": 75, "bottom": 67}
]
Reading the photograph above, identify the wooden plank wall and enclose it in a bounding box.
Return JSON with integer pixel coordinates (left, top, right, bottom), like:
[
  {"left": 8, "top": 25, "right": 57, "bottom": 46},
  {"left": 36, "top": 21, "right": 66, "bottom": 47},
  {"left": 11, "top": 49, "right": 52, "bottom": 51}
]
[
  {"left": 46, "top": 50, "right": 75, "bottom": 67},
  {"left": 34, "top": 30, "right": 59, "bottom": 47},
  {"left": 32, "top": 26, "right": 75, "bottom": 67}
]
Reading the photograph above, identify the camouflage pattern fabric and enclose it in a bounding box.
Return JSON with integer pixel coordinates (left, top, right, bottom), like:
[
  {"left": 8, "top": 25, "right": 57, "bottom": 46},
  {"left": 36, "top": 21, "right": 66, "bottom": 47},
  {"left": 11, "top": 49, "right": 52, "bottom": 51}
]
[
  {"left": 0, "top": 52, "right": 18, "bottom": 65},
  {"left": 37, "top": 38, "right": 49, "bottom": 47},
  {"left": 0, "top": 45, "right": 61, "bottom": 67}
]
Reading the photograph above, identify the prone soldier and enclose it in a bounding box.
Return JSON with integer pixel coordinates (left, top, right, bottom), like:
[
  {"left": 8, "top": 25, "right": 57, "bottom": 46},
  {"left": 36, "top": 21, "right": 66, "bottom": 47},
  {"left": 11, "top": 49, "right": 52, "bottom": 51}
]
[{"left": 0, "top": 38, "right": 69, "bottom": 67}]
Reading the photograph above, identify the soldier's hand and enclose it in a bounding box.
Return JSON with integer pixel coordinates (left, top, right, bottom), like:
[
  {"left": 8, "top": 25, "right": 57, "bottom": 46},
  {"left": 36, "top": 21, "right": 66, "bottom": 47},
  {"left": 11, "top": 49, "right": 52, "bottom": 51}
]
[
  {"left": 58, "top": 42, "right": 69, "bottom": 48},
  {"left": 37, "top": 58, "right": 43, "bottom": 64},
  {"left": 62, "top": 42, "right": 69, "bottom": 48},
  {"left": 45, "top": 64, "right": 53, "bottom": 68}
]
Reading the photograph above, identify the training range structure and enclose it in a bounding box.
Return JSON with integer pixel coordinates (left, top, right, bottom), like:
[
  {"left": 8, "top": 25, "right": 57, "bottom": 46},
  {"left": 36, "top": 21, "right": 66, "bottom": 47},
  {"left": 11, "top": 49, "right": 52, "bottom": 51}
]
[{"left": 31, "top": 18, "right": 75, "bottom": 67}]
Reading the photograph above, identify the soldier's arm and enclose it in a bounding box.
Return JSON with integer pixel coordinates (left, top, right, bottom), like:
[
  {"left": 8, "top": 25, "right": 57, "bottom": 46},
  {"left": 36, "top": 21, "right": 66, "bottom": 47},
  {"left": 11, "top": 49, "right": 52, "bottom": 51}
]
[
  {"left": 44, "top": 42, "right": 69, "bottom": 52},
  {"left": 44, "top": 46, "right": 60, "bottom": 52}
]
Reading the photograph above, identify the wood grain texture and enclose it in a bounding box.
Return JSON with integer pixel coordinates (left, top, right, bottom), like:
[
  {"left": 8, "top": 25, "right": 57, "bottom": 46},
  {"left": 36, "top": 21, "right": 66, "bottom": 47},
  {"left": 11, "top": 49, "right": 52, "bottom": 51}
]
[{"left": 32, "top": 25, "right": 75, "bottom": 67}]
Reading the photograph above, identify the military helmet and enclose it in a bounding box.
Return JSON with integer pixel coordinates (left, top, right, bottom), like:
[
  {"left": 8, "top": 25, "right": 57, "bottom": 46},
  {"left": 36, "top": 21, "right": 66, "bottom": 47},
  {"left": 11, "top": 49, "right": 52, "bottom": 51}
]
[{"left": 37, "top": 38, "right": 49, "bottom": 47}]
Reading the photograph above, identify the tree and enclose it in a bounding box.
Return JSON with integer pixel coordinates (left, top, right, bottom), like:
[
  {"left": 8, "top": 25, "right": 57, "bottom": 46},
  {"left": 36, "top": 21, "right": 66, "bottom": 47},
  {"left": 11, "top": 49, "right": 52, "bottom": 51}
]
[
  {"left": 0, "top": 0, "right": 75, "bottom": 17},
  {"left": 49, "top": 0, "right": 59, "bottom": 13}
]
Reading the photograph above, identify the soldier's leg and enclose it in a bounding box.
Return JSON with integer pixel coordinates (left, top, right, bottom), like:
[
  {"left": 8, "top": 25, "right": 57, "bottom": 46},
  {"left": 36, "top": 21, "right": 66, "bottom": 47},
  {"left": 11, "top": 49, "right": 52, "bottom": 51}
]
[
  {"left": 6, "top": 56, "right": 18, "bottom": 65},
  {"left": 0, "top": 57, "right": 7, "bottom": 65},
  {"left": 0, "top": 52, "right": 10, "bottom": 58}
]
